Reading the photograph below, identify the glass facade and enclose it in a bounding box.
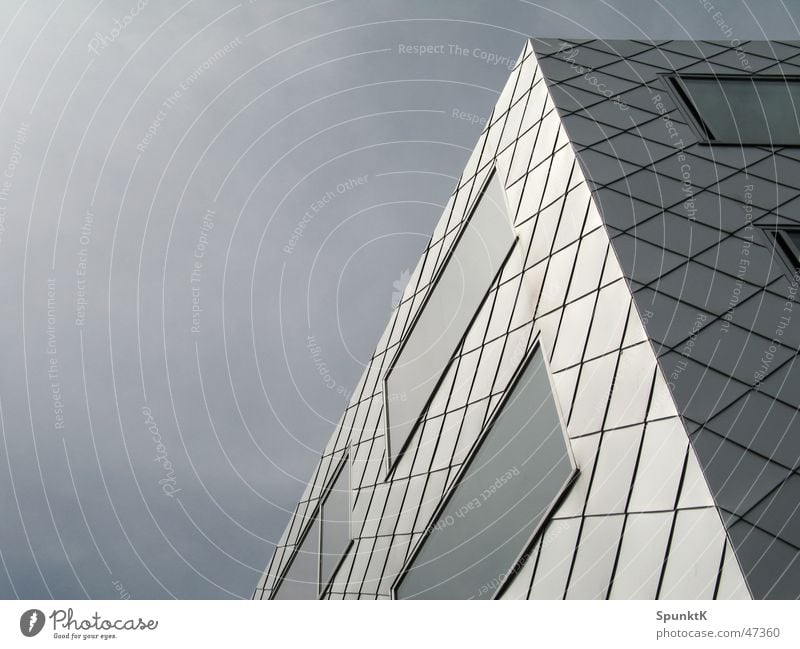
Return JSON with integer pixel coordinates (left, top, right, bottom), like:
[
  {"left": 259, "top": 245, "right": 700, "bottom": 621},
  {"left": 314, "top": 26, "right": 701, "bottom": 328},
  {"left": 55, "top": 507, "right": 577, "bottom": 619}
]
[
  {"left": 320, "top": 461, "right": 351, "bottom": 595},
  {"left": 273, "top": 457, "right": 352, "bottom": 599},
  {"left": 394, "top": 344, "right": 574, "bottom": 599},
  {"left": 384, "top": 172, "right": 516, "bottom": 469},
  {"left": 272, "top": 517, "right": 320, "bottom": 599},
  {"left": 770, "top": 228, "right": 800, "bottom": 272},
  {"left": 258, "top": 39, "right": 800, "bottom": 601},
  {"left": 672, "top": 76, "right": 800, "bottom": 144}
]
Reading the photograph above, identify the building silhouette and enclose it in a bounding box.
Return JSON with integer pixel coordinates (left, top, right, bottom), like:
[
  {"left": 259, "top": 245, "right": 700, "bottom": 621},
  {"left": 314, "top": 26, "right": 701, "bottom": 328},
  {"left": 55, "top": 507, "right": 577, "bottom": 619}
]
[{"left": 256, "top": 39, "right": 800, "bottom": 600}]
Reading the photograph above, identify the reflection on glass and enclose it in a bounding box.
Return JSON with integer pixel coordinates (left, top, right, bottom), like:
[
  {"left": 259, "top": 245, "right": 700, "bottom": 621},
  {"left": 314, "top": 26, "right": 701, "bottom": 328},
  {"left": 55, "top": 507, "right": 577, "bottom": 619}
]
[
  {"left": 272, "top": 518, "right": 319, "bottom": 599},
  {"left": 768, "top": 229, "right": 800, "bottom": 272},
  {"left": 385, "top": 172, "right": 516, "bottom": 469},
  {"left": 395, "top": 344, "right": 575, "bottom": 599},
  {"left": 273, "top": 459, "right": 352, "bottom": 599},
  {"left": 320, "top": 462, "right": 351, "bottom": 593},
  {"left": 675, "top": 76, "right": 800, "bottom": 144},
  {"left": 780, "top": 230, "right": 800, "bottom": 268},
  {"left": 787, "top": 230, "right": 800, "bottom": 252}
]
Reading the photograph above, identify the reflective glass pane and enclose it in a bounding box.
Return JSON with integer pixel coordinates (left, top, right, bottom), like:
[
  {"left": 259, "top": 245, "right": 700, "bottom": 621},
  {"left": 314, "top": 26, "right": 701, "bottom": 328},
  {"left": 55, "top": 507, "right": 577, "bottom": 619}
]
[
  {"left": 677, "top": 77, "right": 800, "bottom": 144},
  {"left": 385, "top": 173, "right": 516, "bottom": 468},
  {"left": 395, "top": 345, "right": 575, "bottom": 599},
  {"left": 320, "top": 462, "right": 351, "bottom": 593},
  {"left": 785, "top": 230, "right": 800, "bottom": 252},
  {"left": 778, "top": 230, "right": 800, "bottom": 268},
  {"left": 273, "top": 517, "right": 319, "bottom": 599}
]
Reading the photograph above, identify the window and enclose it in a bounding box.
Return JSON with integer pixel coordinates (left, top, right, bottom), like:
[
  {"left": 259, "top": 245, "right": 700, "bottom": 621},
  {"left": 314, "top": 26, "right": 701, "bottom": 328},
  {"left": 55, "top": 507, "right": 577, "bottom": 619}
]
[
  {"left": 272, "top": 517, "right": 320, "bottom": 600},
  {"left": 319, "top": 459, "right": 351, "bottom": 595},
  {"left": 765, "top": 227, "right": 800, "bottom": 277},
  {"left": 384, "top": 172, "right": 516, "bottom": 472},
  {"left": 272, "top": 456, "right": 351, "bottom": 599},
  {"left": 393, "top": 342, "right": 577, "bottom": 599},
  {"left": 669, "top": 75, "right": 800, "bottom": 145}
]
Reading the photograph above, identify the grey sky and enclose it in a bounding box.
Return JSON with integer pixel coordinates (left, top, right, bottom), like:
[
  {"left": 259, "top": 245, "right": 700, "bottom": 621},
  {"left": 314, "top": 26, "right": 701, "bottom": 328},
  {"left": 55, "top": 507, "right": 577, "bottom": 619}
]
[{"left": 0, "top": 0, "right": 796, "bottom": 599}]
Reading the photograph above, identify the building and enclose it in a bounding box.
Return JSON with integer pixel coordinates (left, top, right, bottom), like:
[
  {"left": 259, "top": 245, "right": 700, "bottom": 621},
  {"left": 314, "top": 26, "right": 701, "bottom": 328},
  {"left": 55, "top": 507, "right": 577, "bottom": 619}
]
[{"left": 255, "top": 39, "right": 800, "bottom": 600}]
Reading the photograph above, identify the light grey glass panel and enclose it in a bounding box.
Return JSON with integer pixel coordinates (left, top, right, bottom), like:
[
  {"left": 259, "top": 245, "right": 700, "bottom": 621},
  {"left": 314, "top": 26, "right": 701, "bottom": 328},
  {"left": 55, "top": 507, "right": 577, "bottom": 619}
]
[
  {"left": 677, "top": 77, "right": 800, "bottom": 144},
  {"left": 320, "top": 462, "right": 351, "bottom": 593},
  {"left": 273, "top": 517, "right": 319, "bottom": 599},
  {"left": 395, "top": 345, "right": 574, "bottom": 599},
  {"left": 385, "top": 173, "right": 516, "bottom": 468}
]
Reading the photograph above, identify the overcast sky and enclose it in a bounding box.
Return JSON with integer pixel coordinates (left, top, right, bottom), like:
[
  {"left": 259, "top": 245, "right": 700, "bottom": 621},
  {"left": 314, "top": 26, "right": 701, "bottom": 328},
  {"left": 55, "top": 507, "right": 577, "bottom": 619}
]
[{"left": 0, "top": 0, "right": 797, "bottom": 599}]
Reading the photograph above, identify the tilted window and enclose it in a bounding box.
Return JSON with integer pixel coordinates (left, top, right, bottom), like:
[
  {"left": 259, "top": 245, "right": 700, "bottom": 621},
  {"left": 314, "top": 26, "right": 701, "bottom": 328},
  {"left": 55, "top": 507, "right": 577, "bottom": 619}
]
[
  {"left": 384, "top": 172, "right": 516, "bottom": 471},
  {"left": 272, "top": 456, "right": 351, "bottom": 599},
  {"left": 393, "top": 342, "right": 577, "bottom": 599},
  {"left": 669, "top": 75, "right": 800, "bottom": 145},
  {"left": 319, "top": 460, "right": 351, "bottom": 595},
  {"left": 765, "top": 227, "right": 800, "bottom": 277},
  {"left": 272, "top": 517, "right": 320, "bottom": 600}
]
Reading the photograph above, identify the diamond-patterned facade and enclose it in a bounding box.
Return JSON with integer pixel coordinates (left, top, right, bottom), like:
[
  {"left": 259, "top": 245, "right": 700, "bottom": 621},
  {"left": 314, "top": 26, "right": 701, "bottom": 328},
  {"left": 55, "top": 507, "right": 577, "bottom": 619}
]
[{"left": 255, "top": 39, "right": 800, "bottom": 600}]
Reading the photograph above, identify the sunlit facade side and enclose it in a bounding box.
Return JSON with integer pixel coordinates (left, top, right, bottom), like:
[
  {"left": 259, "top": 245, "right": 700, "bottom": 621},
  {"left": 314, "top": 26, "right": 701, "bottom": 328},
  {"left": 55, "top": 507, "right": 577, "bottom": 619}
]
[{"left": 256, "top": 39, "right": 800, "bottom": 600}]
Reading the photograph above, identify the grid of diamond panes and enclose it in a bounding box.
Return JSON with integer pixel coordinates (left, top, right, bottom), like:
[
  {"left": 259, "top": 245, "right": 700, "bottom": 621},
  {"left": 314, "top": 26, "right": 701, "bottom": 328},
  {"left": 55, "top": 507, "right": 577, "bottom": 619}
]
[
  {"left": 532, "top": 38, "right": 800, "bottom": 599},
  {"left": 384, "top": 171, "right": 516, "bottom": 472},
  {"left": 395, "top": 342, "right": 576, "bottom": 600},
  {"left": 255, "top": 38, "right": 800, "bottom": 600}
]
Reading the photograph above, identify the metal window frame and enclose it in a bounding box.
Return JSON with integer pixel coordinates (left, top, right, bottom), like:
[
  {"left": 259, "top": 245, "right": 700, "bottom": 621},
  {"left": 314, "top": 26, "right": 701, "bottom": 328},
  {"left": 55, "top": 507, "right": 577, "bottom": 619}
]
[
  {"left": 390, "top": 332, "right": 579, "bottom": 600},
  {"left": 267, "top": 502, "right": 321, "bottom": 600},
  {"left": 318, "top": 453, "right": 353, "bottom": 598},
  {"left": 661, "top": 73, "right": 800, "bottom": 147},
  {"left": 382, "top": 168, "right": 519, "bottom": 477},
  {"left": 269, "top": 452, "right": 352, "bottom": 600},
  {"left": 761, "top": 225, "right": 800, "bottom": 282}
]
